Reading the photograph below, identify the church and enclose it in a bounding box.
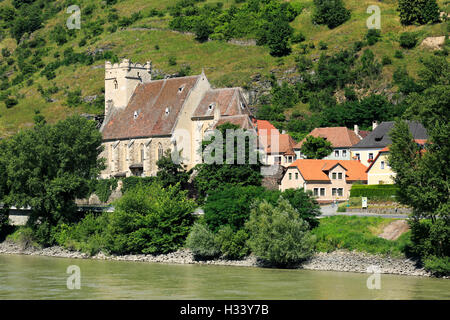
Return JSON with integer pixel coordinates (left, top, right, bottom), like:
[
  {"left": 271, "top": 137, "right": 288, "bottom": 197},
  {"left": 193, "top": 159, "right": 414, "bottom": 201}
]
[{"left": 99, "top": 59, "right": 255, "bottom": 178}]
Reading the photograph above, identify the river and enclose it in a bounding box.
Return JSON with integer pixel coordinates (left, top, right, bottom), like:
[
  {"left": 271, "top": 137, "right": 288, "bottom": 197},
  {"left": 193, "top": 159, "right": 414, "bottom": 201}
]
[{"left": 0, "top": 254, "right": 448, "bottom": 299}]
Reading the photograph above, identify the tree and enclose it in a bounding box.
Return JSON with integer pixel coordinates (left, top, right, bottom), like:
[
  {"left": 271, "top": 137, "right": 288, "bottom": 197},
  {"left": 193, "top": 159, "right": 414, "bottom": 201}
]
[
  {"left": 300, "top": 135, "right": 333, "bottom": 159},
  {"left": 312, "top": 0, "right": 350, "bottom": 29},
  {"left": 203, "top": 185, "right": 280, "bottom": 232},
  {"left": 265, "top": 17, "right": 293, "bottom": 57},
  {"left": 398, "top": 0, "right": 440, "bottom": 25},
  {"left": 104, "top": 182, "right": 196, "bottom": 255},
  {"left": 246, "top": 199, "right": 316, "bottom": 267},
  {"left": 281, "top": 188, "right": 321, "bottom": 229},
  {"left": 0, "top": 115, "right": 105, "bottom": 244},
  {"left": 193, "top": 123, "right": 262, "bottom": 201},
  {"left": 156, "top": 150, "right": 190, "bottom": 190}
]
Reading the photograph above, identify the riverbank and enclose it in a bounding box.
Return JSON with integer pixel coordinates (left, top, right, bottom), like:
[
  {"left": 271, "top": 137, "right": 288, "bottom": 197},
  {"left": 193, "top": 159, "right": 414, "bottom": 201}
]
[{"left": 0, "top": 240, "right": 436, "bottom": 278}]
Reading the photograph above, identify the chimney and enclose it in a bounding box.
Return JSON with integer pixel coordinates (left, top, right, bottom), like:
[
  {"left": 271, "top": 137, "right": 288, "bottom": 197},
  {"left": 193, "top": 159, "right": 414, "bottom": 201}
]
[
  {"left": 354, "top": 124, "right": 359, "bottom": 136},
  {"left": 372, "top": 121, "right": 378, "bottom": 131}
]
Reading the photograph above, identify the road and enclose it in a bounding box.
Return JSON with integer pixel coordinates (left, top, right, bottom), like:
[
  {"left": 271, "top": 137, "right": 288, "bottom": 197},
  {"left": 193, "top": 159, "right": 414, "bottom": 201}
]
[{"left": 319, "top": 205, "right": 410, "bottom": 219}]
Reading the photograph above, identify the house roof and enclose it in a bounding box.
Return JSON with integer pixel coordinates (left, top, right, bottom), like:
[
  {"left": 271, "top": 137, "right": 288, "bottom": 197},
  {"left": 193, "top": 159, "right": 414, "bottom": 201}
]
[
  {"left": 258, "top": 133, "right": 297, "bottom": 155},
  {"left": 254, "top": 119, "right": 280, "bottom": 135},
  {"left": 294, "top": 127, "right": 362, "bottom": 149},
  {"left": 352, "top": 121, "right": 428, "bottom": 149},
  {"left": 358, "top": 130, "right": 371, "bottom": 139},
  {"left": 192, "top": 88, "right": 250, "bottom": 119},
  {"left": 213, "top": 115, "right": 256, "bottom": 131},
  {"left": 101, "top": 75, "right": 200, "bottom": 140},
  {"left": 288, "top": 159, "right": 368, "bottom": 182}
]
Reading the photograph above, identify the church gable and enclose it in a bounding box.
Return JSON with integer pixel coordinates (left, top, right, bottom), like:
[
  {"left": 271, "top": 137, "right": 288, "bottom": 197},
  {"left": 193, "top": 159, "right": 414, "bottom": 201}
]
[{"left": 192, "top": 88, "right": 250, "bottom": 119}]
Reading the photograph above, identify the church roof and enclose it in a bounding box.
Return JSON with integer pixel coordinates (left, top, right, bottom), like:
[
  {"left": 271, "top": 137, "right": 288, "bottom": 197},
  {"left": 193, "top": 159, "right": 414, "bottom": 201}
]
[
  {"left": 101, "top": 75, "right": 200, "bottom": 140},
  {"left": 192, "top": 88, "right": 250, "bottom": 119}
]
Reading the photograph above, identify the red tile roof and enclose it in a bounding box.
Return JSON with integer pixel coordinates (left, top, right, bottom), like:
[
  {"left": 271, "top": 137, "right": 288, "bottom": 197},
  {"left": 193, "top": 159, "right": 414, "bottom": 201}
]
[
  {"left": 192, "top": 88, "right": 250, "bottom": 118},
  {"left": 289, "top": 159, "right": 368, "bottom": 182},
  {"left": 254, "top": 120, "right": 296, "bottom": 155},
  {"left": 102, "top": 76, "right": 200, "bottom": 140},
  {"left": 294, "top": 127, "right": 362, "bottom": 149},
  {"left": 255, "top": 120, "right": 280, "bottom": 135}
]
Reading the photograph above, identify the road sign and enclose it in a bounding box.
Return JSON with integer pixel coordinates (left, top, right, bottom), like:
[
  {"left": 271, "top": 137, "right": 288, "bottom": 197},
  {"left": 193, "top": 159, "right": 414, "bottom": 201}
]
[{"left": 362, "top": 197, "right": 368, "bottom": 209}]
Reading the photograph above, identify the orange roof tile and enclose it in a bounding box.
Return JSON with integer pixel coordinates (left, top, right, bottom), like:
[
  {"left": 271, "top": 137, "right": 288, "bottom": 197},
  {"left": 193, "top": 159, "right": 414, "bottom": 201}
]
[
  {"left": 289, "top": 159, "right": 368, "bottom": 181},
  {"left": 294, "top": 127, "right": 362, "bottom": 149}
]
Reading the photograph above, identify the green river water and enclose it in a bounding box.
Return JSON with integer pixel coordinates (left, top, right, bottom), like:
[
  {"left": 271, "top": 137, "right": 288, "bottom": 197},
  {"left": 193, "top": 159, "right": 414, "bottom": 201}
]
[{"left": 0, "top": 254, "right": 449, "bottom": 300}]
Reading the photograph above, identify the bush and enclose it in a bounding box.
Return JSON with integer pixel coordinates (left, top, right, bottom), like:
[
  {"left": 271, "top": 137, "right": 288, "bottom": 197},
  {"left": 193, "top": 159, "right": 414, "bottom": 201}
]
[
  {"left": 103, "top": 182, "right": 196, "bottom": 255},
  {"left": 407, "top": 219, "right": 450, "bottom": 259},
  {"left": 312, "top": 0, "right": 351, "bottom": 29},
  {"left": 350, "top": 184, "right": 399, "bottom": 200},
  {"left": 394, "top": 50, "right": 404, "bottom": 59},
  {"left": 246, "top": 199, "right": 316, "bottom": 267},
  {"left": 366, "top": 29, "right": 381, "bottom": 46},
  {"left": 319, "top": 41, "right": 328, "bottom": 50},
  {"left": 121, "top": 176, "right": 157, "bottom": 194},
  {"left": 399, "top": 32, "right": 418, "bottom": 49},
  {"left": 423, "top": 256, "right": 450, "bottom": 277},
  {"left": 7, "top": 227, "right": 37, "bottom": 249},
  {"left": 4, "top": 97, "right": 18, "bottom": 108},
  {"left": 398, "top": 0, "right": 440, "bottom": 25},
  {"left": 94, "top": 178, "right": 118, "bottom": 203},
  {"left": 382, "top": 55, "right": 392, "bottom": 65},
  {"left": 168, "top": 56, "right": 177, "bottom": 66},
  {"left": 186, "top": 222, "right": 221, "bottom": 259},
  {"left": 216, "top": 225, "right": 250, "bottom": 260},
  {"left": 291, "top": 31, "right": 306, "bottom": 44}
]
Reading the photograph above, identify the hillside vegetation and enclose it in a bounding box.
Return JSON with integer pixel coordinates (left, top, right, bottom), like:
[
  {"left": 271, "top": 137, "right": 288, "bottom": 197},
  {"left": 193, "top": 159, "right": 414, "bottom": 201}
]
[{"left": 0, "top": 0, "right": 448, "bottom": 137}]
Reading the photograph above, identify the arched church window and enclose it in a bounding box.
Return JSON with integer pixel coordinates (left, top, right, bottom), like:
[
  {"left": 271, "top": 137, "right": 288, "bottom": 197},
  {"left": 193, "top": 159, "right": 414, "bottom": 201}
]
[
  {"left": 158, "top": 143, "right": 163, "bottom": 160},
  {"left": 140, "top": 144, "right": 145, "bottom": 163}
]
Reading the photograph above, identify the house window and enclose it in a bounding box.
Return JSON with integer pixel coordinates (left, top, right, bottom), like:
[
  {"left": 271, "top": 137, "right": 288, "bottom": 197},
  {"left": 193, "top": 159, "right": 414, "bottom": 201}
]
[
  {"left": 356, "top": 153, "right": 360, "bottom": 160},
  {"left": 337, "top": 188, "right": 343, "bottom": 196},
  {"left": 320, "top": 188, "right": 325, "bottom": 196},
  {"left": 289, "top": 173, "right": 292, "bottom": 180},
  {"left": 342, "top": 150, "right": 347, "bottom": 157},
  {"left": 287, "top": 156, "right": 293, "bottom": 163},
  {"left": 338, "top": 172, "right": 343, "bottom": 179},
  {"left": 332, "top": 172, "right": 337, "bottom": 179},
  {"left": 113, "top": 80, "right": 118, "bottom": 90},
  {"left": 369, "top": 153, "right": 374, "bottom": 160},
  {"left": 295, "top": 173, "right": 299, "bottom": 180},
  {"left": 335, "top": 150, "right": 339, "bottom": 157},
  {"left": 381, "top": 161, "right": 385, "bottom": 169},
  {"left": 275, "top": 156, "right": 281, "bottom": 165},
  {"left": 314, "top": 188, "right": 319, "bottom": 196},
  {"left": 332, "top": 188, "right": 337, "bottom": 196}
]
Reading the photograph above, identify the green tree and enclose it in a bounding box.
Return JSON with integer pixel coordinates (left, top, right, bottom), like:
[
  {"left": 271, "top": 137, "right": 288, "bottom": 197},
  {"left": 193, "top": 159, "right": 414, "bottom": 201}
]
[
  {"left": 312, "top": 0, "right": 350, "bottom": 29},
  {"left": 398, "top": 0, "right": 440, "bottom": 25},
  {"left": 186, "top": 222, "right": 221, "bottom": 259},
  {"left": 193, "top": 123, "right": 262, "bottom": 201},
  {"left": 281, "top": 188, "right": 321, "bottom": 229},
  {"left": 156, "top": 150, "right": 190, "bottom": 189},
  {"left": 246, "top": 199, "right": 316, "bottom": 267},
  {"left": 300, "top": 135, "right": 333, "bottom": 159},
  {"left": 0, "top": 115, "right": 105, "bottom": 244},
  {"left": 104, "top": 182, "right": 196, "bottom": 254}
]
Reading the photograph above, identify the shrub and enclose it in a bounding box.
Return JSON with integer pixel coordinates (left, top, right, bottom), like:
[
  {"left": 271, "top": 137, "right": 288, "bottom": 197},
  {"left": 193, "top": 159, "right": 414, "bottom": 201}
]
[
  {"left": 319, "top": 41, "right": 328, "bottom": 50},
  {"left": 216, "top": 225, "right": 250, "bottom": 260},
  {"left": 423, "top": 256, "right": 450, "bottom": 277},
  {"left": 366, "top": 29, "right": 381, "bottom": 46},
  {"left": 382, "top": 55, "right": 392, "bottom": 65},
  {"left": 291, "top": 31, "right": 306, "bottom": 44},
  {"left": 312, "top": 0, "right": 351, "bottom": 29},
  {"left": 246, "top": 199, "right": 316, "bottom": 267},
  {"left": 399, "top": 32, "right": 418, "bottom": 49},
  {"left": 281, "top": 188, "right": 321, "bottom": 229},
  {"left": 7, "top": 227, "right": 37, "bottom": 249},
  {"left": 168, "top": 56, "right": 177, "bottom": 66},
  {"left": 121, "top": 176, "right": 157, "bottom": 194},
  {"left": 398, "top": 0, "right": 440, "bottom": 26},
  {"left": 394, "top": 50, "right": 404, "bottom": 59},
  {"left": 186, "top": 222, "right": 221, "bottom": 259},
  {"left": 103, "top": 182, "right": 196, "bottom": 255},
  {"left": 94, "top": 178, "right": 118, "bottom": 203},
  {"left": 4, "top": 97, "right": 18, "bottom": 108}
]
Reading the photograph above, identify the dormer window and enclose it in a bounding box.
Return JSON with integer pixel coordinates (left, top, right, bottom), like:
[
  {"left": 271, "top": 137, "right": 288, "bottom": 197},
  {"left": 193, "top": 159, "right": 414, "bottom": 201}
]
[
  {"left": 134, "top": 111, "right": 139, "bottom": 119},
  {"left": 178, "top": 85, "right": 185, "bottom": 93},
  {"left": 240, "top": 102, "right": 245, "bottom": 109},
  {"left": 208, "top": 103, "right": 215, "bottom": 111},
  {"left": 165, "top": 107, "right": 170, "bottom": 115}
]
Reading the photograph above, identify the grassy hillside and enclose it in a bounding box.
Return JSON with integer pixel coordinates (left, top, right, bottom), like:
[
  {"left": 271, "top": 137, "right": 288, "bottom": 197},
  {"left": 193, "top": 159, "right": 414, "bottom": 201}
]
[{"left": 0, "top": 0, "right": 448, "bottom": 137}]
